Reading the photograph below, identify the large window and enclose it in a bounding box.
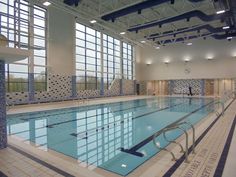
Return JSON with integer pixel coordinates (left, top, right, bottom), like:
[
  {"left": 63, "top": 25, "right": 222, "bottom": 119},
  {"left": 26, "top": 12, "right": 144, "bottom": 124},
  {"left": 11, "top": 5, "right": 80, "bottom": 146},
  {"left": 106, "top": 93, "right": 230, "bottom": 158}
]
[
  {"left": 103, "top": 34, "right": 120, "bottom": 89},
  {"left": 33, "top": 5, "right": 47, "bottom": 91},
  {"left": 1, "top": 0, "right": 47, "bottom": 92},
  {"left": 123, "top": 42, "right": 134, "bottom": 80},
  {"left": 75, "top": 23, "right": 101, "bottom": 90},
  {"left": 75, "top": 22, "right": 135, "bottom": 91}
]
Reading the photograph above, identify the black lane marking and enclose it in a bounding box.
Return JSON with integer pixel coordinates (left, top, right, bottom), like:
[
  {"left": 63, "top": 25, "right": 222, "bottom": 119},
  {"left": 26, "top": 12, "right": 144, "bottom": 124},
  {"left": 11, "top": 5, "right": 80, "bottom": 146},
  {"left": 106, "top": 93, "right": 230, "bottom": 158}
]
[
  {"left": 47, "top": 101, "right": 184, "bottom": 129},
  {"left": 16, "top": 97, "right": 161, "bottom": 121},
  {"left": 213, "top": 115, "right": 236, "bottom": 177},
  {"left": 8, "top": 145, "right": 75, "bottom": 177},
  {"left": 9, "top": 99, "right": 163, "bottom": 136},
  {"left": 0, "top": 171, "right": 8, "bottom": 177},
  {"left": 162, "top": 99, "right": 235, "bottom": 177},
  {"left": 70, "top": 102, "right": 185, "bottom": 138},
  {"left": 120, "top": 101, "right": 214, "bottom": 157}
]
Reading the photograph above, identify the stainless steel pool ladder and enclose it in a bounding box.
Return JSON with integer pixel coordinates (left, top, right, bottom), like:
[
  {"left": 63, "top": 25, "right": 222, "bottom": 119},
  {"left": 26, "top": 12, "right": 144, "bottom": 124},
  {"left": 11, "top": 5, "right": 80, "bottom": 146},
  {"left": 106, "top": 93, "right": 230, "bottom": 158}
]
[
  {"left": 152, "top": 100, "right": 225, "bottom": 163},
  {"left": 153, "top": 123, "right": 194, "bottom": 163},
  {"left": 213, "top": 101, "right": 224, "bottom": 117}
]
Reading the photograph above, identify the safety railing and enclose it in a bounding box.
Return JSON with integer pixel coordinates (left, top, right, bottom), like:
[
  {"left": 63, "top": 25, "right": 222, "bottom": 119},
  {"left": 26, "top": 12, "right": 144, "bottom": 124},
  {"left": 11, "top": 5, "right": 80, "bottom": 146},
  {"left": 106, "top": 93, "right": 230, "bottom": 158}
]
[{"left": 152, "top": 100, "right": 225, "bottom": 163}]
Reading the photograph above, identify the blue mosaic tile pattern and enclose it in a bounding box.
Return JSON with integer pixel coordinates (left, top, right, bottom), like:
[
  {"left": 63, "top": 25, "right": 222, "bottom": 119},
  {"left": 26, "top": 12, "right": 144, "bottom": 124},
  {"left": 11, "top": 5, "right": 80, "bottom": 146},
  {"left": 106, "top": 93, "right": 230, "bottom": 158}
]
[{"left": 0, "top": 60, "right": 7, "bottom": 149}]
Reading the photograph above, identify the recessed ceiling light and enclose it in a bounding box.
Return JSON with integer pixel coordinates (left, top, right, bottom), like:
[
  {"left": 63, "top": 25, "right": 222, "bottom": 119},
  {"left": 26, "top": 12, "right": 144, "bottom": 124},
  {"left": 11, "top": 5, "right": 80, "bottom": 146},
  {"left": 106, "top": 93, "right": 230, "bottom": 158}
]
[
  {"left": 227, "top": 36, "right": 233, "bottom": 40},
  {"left": 184, "top": 58, "right": 190, "bottom": 62},
  {"left": 43, "top": 1, "right": 51, "bottom": 6},
  {"left": 223, "top": 26, "right": 230, "bottom": 30},
  {"left": 90, "top": 20, "right": 97, "bottom": 24},
  {"left": 186, "top": 42, "right": 192, "bottom": 46},
  {"left": 216, "top": 10, "right": 225, "bottom": 14},
  {"left": 120, "top": 32, "right": 126, "bottom": 35},
  {"left": 155, "top": 46, "right": 160, "bottom": 49},
  {"left": 164, "top": 60, "right": 170, "bottom": 64},
  {"left": 206, "top": 56, "right": 213, "bottom": 60},
  {"left": 140, "top": 40, "right": 146, "bottom": 43}
]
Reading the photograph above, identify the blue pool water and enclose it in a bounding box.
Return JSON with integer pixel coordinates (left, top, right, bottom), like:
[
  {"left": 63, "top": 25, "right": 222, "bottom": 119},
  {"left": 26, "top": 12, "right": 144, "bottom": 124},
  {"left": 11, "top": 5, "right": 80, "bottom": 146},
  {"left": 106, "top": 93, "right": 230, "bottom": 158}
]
[{"left": 7, "top": 97, "right": 217, "bottom": 176}]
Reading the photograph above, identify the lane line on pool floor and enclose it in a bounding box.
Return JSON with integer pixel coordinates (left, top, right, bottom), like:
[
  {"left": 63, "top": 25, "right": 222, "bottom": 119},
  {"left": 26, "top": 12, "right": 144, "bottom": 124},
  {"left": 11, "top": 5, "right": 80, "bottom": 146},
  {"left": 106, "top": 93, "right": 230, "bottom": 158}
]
[
  {"left": 69, "top": 102, "right": 186, "bottom": 138},
  {"left": 120, "top": 101, "right": 214, "bottom": 157},
  {"left": 162, "top": 99, "right": 235, "bottom": 177},
  {"left": 8, "top": 144, "right": 75, "bottom": 177},
  {"left": 17, "top": 97, "right": 164, "bottom": 121}
]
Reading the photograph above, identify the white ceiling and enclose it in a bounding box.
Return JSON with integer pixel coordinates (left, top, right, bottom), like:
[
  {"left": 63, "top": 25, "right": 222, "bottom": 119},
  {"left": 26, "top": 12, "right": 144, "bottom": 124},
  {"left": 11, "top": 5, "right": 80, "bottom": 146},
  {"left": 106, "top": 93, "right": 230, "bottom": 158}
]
[{"left": 139, "top": 37, "right": 236, "bottom": 63}]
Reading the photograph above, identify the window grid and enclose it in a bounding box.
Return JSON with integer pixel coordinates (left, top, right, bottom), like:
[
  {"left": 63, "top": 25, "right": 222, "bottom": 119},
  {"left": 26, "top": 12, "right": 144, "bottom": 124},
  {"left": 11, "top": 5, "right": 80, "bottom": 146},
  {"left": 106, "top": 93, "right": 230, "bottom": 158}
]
[
  {"left": 1, "top": 0, "right": 47, "bottom": 92},
  {"left": 123, "top": 42, "right": 134, "bottom": 80},
  {"left": 75, "top": 23, "right": 101, "bottom": 90},
  {"left": 75, "top": 22, "right": 135, "bottom": 92}
]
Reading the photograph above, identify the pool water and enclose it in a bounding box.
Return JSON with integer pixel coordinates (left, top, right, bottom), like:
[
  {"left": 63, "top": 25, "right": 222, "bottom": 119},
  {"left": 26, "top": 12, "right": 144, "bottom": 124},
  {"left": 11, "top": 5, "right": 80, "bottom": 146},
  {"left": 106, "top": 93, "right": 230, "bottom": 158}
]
[{"left": 7, "top": 97, "right": 216, "bottom": 176}]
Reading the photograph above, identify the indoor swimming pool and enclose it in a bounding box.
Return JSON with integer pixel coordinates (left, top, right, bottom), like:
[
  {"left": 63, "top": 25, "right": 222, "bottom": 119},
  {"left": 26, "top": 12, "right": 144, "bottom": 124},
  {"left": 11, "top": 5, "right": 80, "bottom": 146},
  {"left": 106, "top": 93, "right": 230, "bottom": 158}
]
[{"left": 6, "top": 97, "right": 217, "bottom": 176}]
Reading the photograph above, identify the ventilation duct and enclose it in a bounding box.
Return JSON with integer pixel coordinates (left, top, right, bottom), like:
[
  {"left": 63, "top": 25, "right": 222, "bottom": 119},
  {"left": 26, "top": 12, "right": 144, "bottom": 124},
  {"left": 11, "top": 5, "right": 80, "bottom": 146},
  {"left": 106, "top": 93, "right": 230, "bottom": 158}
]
[
  {"left": 157, "top": 32, "right": 236, "bottom": 45},
  {"left": 147, "top": 24, "right": 228, "bottom": 40},
  {"left": 63, "top": 0, "right": 80, "bottom": 7},
  {"left": 101, "top": 0, "right": 204, "bottom": 22},
  {"left": 128, "top": 10, "right": 230, "bottom": 32}
]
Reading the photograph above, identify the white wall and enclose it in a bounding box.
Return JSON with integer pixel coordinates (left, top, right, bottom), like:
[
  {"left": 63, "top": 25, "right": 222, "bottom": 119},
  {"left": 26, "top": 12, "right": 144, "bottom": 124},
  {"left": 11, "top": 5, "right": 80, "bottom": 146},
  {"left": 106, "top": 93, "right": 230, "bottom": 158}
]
[
  {"left": 47, "top": 7, "right": 75, "bottom": 76},
  {"left": 135, "top": 40, "right": 236, "bottom": 81},
  {"left": 137, "top": 59, "right": 236, "bottom": 80}
]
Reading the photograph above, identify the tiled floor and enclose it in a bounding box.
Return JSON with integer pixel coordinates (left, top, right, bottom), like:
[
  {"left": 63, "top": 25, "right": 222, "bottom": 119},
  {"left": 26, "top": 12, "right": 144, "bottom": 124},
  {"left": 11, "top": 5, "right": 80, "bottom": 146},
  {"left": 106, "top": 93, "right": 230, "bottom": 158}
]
[
  {"left": 0, "top": 148, "right": 63, "bottom": 177},
  {"left": 1, "top": 96, "right": 236, "bottom": 177}
]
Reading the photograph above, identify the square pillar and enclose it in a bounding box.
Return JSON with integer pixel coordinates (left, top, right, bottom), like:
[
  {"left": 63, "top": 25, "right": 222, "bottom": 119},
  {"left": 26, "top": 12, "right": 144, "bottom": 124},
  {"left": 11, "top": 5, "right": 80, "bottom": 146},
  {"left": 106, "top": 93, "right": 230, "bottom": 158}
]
[
  {"left": 201, "top": 79, "right": 205, "bottom": 96},
  {"left": 28, "top": 73, "right": 35, "bottom": 101},
  {"left": 100, "top": 77, "right": 104, "bottom": 96},
  {"left": 0, "top": 60, "right": 7, "bottom": 149},
  {"left": 71, "top": 75, "right": 77, "bottom": 98}
]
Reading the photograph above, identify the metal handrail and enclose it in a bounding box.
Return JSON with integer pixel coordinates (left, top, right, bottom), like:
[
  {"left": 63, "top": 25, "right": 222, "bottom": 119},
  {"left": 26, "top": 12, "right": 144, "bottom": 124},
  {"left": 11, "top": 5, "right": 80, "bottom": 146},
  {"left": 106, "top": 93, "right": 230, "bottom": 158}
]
[
  {"left": 152, "top": 99, "right": 225, "bottom": 162},
  {"left": 163, "top": 128, "right": 185, "bottom": 153},
  {"left": 153, "top": 131, "right": 177, "bottom": 161}
]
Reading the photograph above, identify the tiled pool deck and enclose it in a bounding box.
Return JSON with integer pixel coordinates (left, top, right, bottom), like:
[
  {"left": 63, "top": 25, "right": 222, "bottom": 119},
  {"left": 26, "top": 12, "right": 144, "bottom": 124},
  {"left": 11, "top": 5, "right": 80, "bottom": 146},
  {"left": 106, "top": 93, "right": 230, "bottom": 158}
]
[{"left": 1, "top": 96, "right": 236, "bottom": 177}]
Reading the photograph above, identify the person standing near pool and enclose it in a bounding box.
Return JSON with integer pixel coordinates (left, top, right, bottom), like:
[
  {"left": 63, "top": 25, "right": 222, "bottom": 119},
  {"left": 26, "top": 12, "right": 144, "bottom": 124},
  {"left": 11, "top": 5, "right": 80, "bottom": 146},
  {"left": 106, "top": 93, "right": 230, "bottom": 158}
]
[{"left": 189, "top": 85, "right": 193, "bottom": 96}]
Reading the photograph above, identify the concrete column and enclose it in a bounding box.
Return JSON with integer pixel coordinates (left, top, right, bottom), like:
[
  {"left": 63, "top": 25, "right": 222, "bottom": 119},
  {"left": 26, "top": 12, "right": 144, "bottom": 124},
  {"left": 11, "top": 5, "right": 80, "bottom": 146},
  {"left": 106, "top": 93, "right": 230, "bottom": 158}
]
[
  {"left": 28, "top": 1, "right": 34, "bottom": 102},
  {"left": 71, "top": 75, "right": 77, "bottom": 98},
  {"left": 134, "top": 80, "right": 137, "bottom": 95},
  {"left": 28, "top": 73, "right": 34, "bottom": 101},
  {"left": 0, "top": 60, "right": 7, "bottom": 149},
  {"left": 100, "top": 33, "right": 104, "bottom": 96},
  {"left": 201, "top": 79, "right": 205, "bottom": 96},
  {"left": 120, "top": 79, "right": 123, "bottom": 95}
]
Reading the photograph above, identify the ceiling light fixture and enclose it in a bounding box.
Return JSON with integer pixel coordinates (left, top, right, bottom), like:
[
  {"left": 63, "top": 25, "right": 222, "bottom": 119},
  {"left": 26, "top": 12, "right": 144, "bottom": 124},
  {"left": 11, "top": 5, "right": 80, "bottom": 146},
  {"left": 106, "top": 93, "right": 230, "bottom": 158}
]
[
  {"left": 186, "top": 42, "right": 192, "bottom": 46},
  {"left": 43, "top": 1, "right": 51, "bottom": 6},
  {"left": 184, "top": 58, "right": 190, "bottom": 62},
  {"left": 216, "top": 10, "right": 225, "bottom": 14},
  {"left": 155, "top": 46, "right": 160, "bottom": 49},
  {"left": 90, "top": 20, "right": 97, "bottom": 24},
  {"left": 206, "top": 56, "right": 213, "bottom": 60},
  {"left": 120, "top": 32, "right": 126, "bottom": 35},
  {"left": 140, "top": 40, "right": 146, "bottom": 43},
  {"left": 164, "top": 60, "right": 170, "bottom": 64},
  {"left": 222, "top": 26, "right": 230, "bottom": 30},
  {"left": 227, "top": 36, "right": 233, "bottom": 40}
]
